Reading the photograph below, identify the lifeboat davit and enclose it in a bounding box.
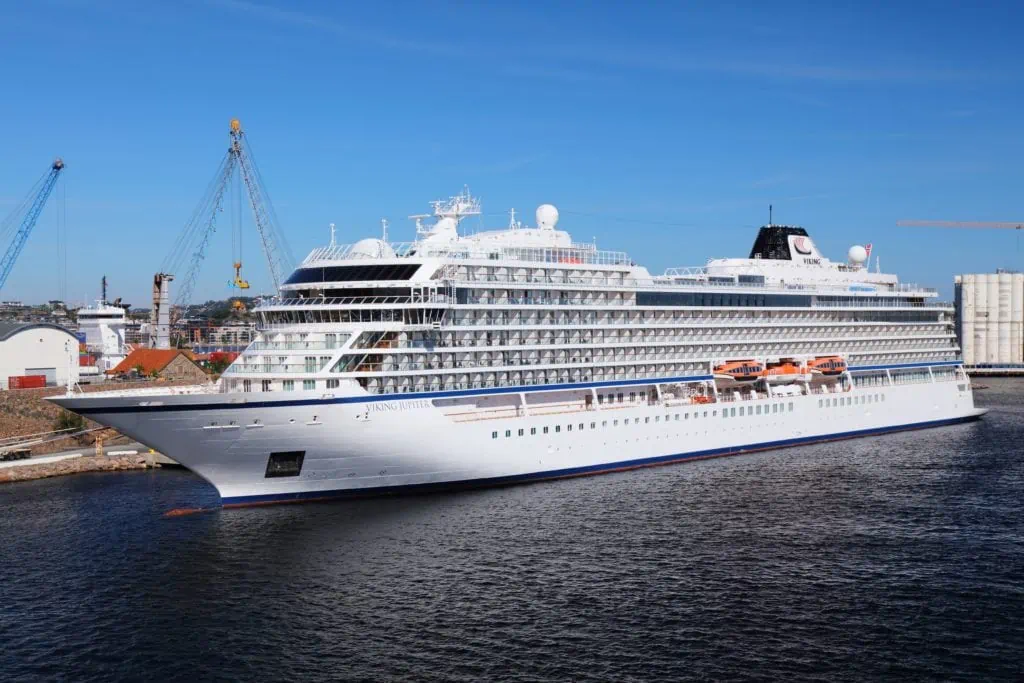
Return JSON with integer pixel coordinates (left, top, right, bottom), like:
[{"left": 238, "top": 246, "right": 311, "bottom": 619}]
[
  {"left": 808, "top": 355, "right": 847, "bottom": 376},
  {"left": 761, "top": 360, "right": 809, "bottom": 384},
  {"left": 714, "top": 360, "right": 764, "bottom": 384}
]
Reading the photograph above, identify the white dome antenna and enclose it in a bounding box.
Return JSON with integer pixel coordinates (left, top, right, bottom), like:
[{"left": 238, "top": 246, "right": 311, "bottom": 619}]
[
  {"left": 349, "top": 238, "right": 396, "bottom": 259},
  {"left": 536, "top": 204, "right": 559, "bottom": 230},
  {"left": 848, "top": 244, "right": 868, "bottom": 266}
]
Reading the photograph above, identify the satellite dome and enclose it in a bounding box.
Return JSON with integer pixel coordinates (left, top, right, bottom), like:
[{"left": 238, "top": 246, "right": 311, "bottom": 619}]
[
  {"left": 536, "top": 204, "right": 559, "bottom": 230},
  {"left": 848, "top": 244, "right": 868, "bottom": 264},
  {"left": 349, "top": 238, "right": 396, "bottom": 259}
]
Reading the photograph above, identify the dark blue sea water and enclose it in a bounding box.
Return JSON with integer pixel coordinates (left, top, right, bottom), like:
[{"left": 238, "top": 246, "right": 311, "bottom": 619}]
[{"left": 3, "top": 379, "right": 1023, "bottom": 682}]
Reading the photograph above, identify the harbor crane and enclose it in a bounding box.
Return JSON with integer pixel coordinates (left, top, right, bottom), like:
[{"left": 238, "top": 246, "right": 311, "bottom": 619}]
[
  {"left": 0, "top": 158, "right": 65, "bottom": 295},
  {"left": 160, "top": 119, "right": 294, "bottom": 316},
  {"left": 897, "top": 219, "right": 1024, "bottom": 259},
  {"left": 897, "top": 220, "right": 1024, "bottom": 230}
]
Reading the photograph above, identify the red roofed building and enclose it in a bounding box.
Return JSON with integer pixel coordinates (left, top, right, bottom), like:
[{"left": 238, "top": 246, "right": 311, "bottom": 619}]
[{"left": 108, "top": 349, "right": 208, "bottom": 382}]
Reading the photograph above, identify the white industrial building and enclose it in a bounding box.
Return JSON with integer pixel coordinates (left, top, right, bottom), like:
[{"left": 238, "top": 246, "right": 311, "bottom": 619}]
[
  {"left": 0, "top": 322, "right": 80, "bottom": 390},
  {"left": 954, "top": 271, "right": 1024, "bottom": 366}
]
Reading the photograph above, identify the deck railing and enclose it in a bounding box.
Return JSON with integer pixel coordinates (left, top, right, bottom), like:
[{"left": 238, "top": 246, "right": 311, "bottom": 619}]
[{"left": 303, "top": 242, "right": 631, "bottom": 267}]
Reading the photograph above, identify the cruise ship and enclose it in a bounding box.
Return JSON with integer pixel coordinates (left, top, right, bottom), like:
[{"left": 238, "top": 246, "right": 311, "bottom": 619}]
[{"left": 50, "top": 190, "right": 985, "bottom": 506}]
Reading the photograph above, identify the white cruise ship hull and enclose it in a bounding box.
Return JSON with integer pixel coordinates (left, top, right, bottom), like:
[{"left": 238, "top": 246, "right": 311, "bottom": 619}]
[{"left": 50, "top": 365, "right": 984, "bottom": 506}]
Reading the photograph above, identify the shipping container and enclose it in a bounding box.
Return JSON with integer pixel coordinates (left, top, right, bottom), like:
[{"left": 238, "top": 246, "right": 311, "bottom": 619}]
[{"left": 8, "top": 374, "right": 47, "bottom": 389}]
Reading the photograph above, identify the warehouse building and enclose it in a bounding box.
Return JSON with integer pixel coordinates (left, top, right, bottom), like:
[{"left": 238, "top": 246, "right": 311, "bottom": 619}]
[
  {"left": 0, "top": 322, "right": 80, "bottom": 390},
  {"left": 954, "top": 271, "right": 1024, "bottom": 367}
]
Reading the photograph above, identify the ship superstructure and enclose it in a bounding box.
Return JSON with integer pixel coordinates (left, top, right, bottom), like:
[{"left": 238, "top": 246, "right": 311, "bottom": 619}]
[
  {"left": 51, "top": 190, "right": 983, "bottom": 505},
  {"left": 76, "top": 278, "right": 129, "bottom": 372}
]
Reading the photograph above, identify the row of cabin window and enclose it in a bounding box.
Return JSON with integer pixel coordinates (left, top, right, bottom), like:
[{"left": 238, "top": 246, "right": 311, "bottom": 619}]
[
  {"left": 818, "top": 393, "right": 885, "bottom": 408},
  {"left": 721, "top": 402, "right": 795, "bottom": 418},
  {"left": 596, "top": 391, "right": 653, "bottom": 404},
  {"left": 491, "top": 403, "right": 796, "bottom": 439},
  {"left": 241, "top": 379, "right": 343, "bottom": 392}
]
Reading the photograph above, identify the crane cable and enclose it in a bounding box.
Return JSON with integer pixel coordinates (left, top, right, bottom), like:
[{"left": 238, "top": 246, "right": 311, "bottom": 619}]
[
  {"left": 0, "top": 170, "right": 50, "bottom": 243},
  {"left": 239, "top": 135, "right": 296, "bottom": 270},
  {"left": 54, "top": 174, "right": 67, "bottom": 302},
  {"left": 160, "top": 150, "right": 234, "bottom": 278},
  {"left": 232, "top": 160, "right": 243, "bottom": 284}
]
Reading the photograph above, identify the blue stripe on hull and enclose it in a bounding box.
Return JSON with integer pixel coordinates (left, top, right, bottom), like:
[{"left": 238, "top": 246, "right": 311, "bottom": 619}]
[{"left": 221, "top": 412, "right": 983, "bottom": 507}]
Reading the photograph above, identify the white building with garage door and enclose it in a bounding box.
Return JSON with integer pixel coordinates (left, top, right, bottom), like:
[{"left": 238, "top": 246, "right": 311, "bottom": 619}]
[{"left": 0, "top": 322, "right": 80, "bottom": 390}]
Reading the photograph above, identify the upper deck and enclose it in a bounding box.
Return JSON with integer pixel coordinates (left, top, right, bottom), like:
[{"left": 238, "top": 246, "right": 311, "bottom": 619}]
[{"left": 260, "top": 192, "right": 937, "bottom": 316}]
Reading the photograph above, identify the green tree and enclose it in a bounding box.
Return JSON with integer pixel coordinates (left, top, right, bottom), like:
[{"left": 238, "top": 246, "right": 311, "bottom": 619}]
[
  {"left": 207, "top": 358, "right": 231, "bottom": 375},
  {"left": 54, "top": 409, "right": 86, "bottom": 434}
]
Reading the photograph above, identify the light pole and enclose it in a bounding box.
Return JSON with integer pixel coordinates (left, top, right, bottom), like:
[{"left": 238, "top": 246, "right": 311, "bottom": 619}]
[{"left": 64, "top": 339, "right": 74, "bottom": 396}]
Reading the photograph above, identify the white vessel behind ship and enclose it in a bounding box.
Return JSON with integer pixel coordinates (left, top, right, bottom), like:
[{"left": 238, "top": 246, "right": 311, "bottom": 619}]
[
  {"left": 76, "top": 285, "right": 128, "bottom": 375},
  {"left": 50, "top": 190, "right": 985, "bottom": 505}
]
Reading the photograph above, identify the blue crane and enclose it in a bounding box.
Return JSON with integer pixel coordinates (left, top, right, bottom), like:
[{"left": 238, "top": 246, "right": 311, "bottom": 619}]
[{"left": 0, "top": 158, "right": 65, "bottom": 294}]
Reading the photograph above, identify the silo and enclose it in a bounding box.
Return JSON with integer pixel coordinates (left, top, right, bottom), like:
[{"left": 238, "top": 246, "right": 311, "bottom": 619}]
[
  {"left": 974, "top": 273, "right": 989, "bottom": 364},
  {"left": 987, "top": 273, "right": 1000, "bottom": 362},
  {"left": 998, "top": 272, "right": 1013, "bottom": 363},
  {"left": 1013, "top": 273, "right": 1024, "bottom": 364},
  {"left": 960, "top": 274, "right": 975, "bottom": 365}
]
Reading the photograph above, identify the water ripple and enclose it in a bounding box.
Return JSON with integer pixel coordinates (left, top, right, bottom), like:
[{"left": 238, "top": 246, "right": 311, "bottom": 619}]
[{"left": 2, "top": 379, "right": 1023, "bottom": 681}]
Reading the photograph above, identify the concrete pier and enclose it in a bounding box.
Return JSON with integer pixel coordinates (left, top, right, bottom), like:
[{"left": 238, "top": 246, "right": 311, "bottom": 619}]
[
  {"left": 0, "top": 443, "right": 179, "bottom": 484},
  {"left": 966, "top": 365, "right": 1024, "bottom": 377}
]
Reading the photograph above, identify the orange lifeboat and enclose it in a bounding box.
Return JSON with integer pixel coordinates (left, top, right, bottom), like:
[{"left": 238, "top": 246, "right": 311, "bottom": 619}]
[
  {"left": 714, "top": 360, "right": 764, "bottom": 383},
  {"left": 761, "top": 360, "right": 808, "bottom": 384},
  {"left": 808, "top": 356, "right": 847, "bottom": 376}
]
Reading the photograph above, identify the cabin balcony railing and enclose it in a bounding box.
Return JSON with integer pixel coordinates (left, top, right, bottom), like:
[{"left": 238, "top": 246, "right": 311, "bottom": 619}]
[
  {"left": 224, "top": 367, "right": 323, "bottom": 375},
  {"left": 255, "top": 292, "right": 948, "bottom": 312},
  {"left": 246, "top": 341, "right": 347, "bottom": 351},
  {"left": 256, "top": 295, "right": 451, "bottom": 310}
]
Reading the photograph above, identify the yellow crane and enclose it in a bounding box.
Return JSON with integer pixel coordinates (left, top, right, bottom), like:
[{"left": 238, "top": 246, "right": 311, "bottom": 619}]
[
  {"left": 232, "top": 261, "right": 249, "bottom": 290},
  {"left": 230, "top": 119, "right": 250, "bottom": 291},
  {"left": 161, "top": 117, "right": 292, "bottom": 316}
]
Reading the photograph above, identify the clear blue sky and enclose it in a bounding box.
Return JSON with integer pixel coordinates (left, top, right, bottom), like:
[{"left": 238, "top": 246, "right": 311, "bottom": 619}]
[{"left": 1, "top": 0, "right": 1022, "bottom": 305}]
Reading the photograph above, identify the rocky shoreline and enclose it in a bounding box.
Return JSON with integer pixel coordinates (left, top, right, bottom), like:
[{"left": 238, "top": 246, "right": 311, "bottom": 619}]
[{"left": 0, "top": 455, "right": 160, "bottom": 484}]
